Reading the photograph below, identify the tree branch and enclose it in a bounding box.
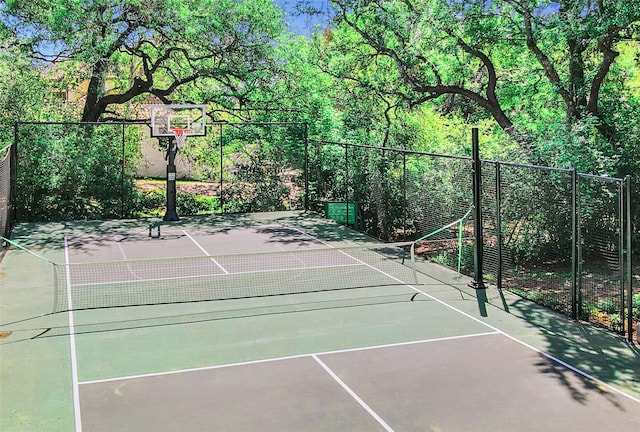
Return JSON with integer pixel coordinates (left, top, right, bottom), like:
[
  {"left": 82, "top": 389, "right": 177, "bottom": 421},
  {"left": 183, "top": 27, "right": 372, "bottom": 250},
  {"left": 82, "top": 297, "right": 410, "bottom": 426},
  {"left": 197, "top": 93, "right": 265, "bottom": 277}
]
[{"left": 519, "top": 5, "right": 574, "bottom": 111}]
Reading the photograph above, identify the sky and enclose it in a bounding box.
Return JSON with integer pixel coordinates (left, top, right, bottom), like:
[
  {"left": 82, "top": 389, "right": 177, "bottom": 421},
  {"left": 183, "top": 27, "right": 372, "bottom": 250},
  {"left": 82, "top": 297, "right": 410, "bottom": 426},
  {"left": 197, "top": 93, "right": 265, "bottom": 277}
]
[{"left": 274, "top": 0, "right": 335, "bottom": 36}]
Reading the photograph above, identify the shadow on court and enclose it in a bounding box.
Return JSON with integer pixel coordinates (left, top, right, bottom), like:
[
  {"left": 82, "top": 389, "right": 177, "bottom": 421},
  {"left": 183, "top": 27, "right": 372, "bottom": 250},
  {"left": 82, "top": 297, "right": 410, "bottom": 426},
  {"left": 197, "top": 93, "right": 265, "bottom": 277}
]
[
  {"left": 78, "top": 333, "right": 640, "bottom": 432},
  {"left": 1, "top": 211, "right": 639, "bottom": 431},
  {"left": 2, "top": 293, "right": 426, "bottom": 344},
  {"left": 445, "top": 279, "right": 640, "bottom": 407}
]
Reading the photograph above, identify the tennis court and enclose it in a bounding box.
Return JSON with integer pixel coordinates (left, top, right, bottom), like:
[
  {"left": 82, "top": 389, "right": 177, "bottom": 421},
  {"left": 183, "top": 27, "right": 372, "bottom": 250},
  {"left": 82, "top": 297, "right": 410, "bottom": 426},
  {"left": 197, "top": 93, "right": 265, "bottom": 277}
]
[{"left": 1, "top": 211, "right": 639, "bottom": 431}]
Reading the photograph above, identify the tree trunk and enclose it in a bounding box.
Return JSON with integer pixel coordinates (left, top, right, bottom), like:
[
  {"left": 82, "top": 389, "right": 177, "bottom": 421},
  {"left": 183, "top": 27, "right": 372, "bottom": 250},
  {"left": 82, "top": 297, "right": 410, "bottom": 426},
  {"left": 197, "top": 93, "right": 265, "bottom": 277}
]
[{"left": 82, "top": 60, "right": 109, "bottom": 122}]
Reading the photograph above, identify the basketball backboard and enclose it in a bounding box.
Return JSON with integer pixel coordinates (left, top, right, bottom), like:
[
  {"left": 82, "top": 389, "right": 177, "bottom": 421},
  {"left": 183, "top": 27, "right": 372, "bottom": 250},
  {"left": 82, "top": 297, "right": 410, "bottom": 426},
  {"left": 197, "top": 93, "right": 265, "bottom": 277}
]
[{"left": 150, "top": 104, "right": 207, "bottom": 137}]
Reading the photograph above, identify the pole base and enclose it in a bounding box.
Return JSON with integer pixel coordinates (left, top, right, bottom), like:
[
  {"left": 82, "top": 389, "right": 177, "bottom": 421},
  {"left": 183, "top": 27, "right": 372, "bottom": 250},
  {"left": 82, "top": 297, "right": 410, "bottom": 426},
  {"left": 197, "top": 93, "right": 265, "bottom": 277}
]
[
  {"left": 163, "top": 210, "right": 179, "bottom": 221},
  {"left": 148, "top": 224, "right": 161, "bottom": 238},
  {"left": 468, "top": 280, "right": 485, "bottom": 290}
]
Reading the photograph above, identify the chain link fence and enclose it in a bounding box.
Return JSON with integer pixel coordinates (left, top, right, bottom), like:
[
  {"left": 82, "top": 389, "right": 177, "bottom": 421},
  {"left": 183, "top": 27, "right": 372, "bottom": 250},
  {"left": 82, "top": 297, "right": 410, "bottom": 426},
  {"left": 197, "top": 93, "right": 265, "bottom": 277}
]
[
  {"left": 13, "top": 122, "right": 142, "bottom": 221},
  {"left": 490, "top": 163, "right": 576, "bottom": 316},
  {"left": 577, "top": 174, "right": 631, "bottom": 334},
  {"left": 10, "top": 121, "right": 307, "bottom": 222},
  {"left": 309, "top": 139, "right": 635, "bottom": 342},
  {"left": 4, "top": 122, "right": 637, "bottom": 341}
]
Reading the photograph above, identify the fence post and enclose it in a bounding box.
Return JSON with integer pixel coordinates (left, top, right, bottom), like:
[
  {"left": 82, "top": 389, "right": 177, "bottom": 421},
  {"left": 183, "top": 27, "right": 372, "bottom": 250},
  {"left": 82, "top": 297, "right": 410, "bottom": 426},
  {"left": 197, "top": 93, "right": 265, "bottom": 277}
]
[
  {"left": 625, "top": 175, "right": 633, "bottom": 342},
  {"left": 304, "top": 123, "right": 309, "bottom": 211},
  {"left": 576, "top": 172, "right": 583, "bottom": 318},
  {"left": 10, "top": 122, "right": 18, "bottom": 232},
  {"left": 495, "top": 161, "right": 502, "bottom": 290},
  {"left": 403, "top": 153, "right": 408, "bottom": 240},
  {"left": 345, "top": 143, "right": 349, "bottom": 225},
  {"left": 618, "top": 179, "right": 626, "bottom": 334},
  {"left": 121, "top": 123, "right": 125, "bottom": 219},
  {"left": 571, "top": 169, "right": 578, "bottom": 320},
  {"left": 219, "top": 123, "right": 224, "bottom": 214},
  {"left": 470, "top": 127, "right": 485, "bottom": 289}
]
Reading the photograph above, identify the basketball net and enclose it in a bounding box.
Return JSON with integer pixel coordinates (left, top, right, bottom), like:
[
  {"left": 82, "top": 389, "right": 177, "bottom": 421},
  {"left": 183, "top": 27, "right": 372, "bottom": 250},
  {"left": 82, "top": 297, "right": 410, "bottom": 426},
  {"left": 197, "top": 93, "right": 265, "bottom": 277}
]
[{"left": 172, "top": 128, "right": 190, "bottom": 147}]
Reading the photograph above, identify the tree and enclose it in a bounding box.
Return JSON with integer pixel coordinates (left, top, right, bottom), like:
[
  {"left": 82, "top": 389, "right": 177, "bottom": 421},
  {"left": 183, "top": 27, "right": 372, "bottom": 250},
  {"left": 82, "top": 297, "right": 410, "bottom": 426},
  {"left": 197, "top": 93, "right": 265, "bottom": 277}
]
[
  {"left": 328, "top": 1, "right": 518, "bottom": 139},
  {"left": 1, "top": 0, "right": 285, "bottom": 121},
  {"left": 315, "top": 24, "right": 407, "bottom": 146},
  {"left": 328, "top": 0, "right": 640, "bottom": 147},
  {"left": 509, "top": 0, "right": 640, "bottom": 143},
  {"left": 0, "top": 33, "right": 62, "bottom": 145}
]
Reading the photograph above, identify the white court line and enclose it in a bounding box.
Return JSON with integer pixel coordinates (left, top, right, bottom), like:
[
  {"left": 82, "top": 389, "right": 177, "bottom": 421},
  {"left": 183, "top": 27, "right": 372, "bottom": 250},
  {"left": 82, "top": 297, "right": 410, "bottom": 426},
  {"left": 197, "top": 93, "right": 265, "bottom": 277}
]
[
  {"left": 283, "top": 224, "right": 334, "bottom": 247},
  {"left": 76, "top": 225, "right": 640, "bottom": 406},
  {"left": 287, "top": 225, "right": 640, "bottom": 406},
  {"left": 403, "top": 284, "right": 640, "bottom": 406},
  {"left": 183, "top": 230, "right": 229, "bottom": 274},
  {"left": 78, "top": 332, "right": 498, "bottom": 385},
  {"left": 115, "top": 238, "right": 145, "bottom": 281},
  {"left": 282, "top": 224, "right": 420, "bottom": 288},
  {"left": 116, "top": 240, "right": 128, "bottom": 261},
  {"left": 313, "top": 354, "right": 396, "bottom": 432},
  {"left": 64, "top": 237, "right": 83, "bottom": 432}
]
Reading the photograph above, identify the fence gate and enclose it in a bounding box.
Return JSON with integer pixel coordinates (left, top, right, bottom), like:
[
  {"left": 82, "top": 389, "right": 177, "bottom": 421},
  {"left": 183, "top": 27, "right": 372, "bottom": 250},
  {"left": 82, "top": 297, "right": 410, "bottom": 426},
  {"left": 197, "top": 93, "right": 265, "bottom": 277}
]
[
  {"left": 576, "top": 174, "right": 632, "bottom": 337},
  {"left": 484, "top": 162, "right": 633, "bottom": 340}
]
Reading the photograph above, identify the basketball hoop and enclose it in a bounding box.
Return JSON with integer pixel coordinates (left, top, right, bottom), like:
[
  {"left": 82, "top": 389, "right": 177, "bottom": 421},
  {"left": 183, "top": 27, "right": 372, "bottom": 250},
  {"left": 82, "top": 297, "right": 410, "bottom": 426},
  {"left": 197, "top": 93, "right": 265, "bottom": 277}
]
[{"left": 171, "top": 127, "right": 190, "bottom": 147}]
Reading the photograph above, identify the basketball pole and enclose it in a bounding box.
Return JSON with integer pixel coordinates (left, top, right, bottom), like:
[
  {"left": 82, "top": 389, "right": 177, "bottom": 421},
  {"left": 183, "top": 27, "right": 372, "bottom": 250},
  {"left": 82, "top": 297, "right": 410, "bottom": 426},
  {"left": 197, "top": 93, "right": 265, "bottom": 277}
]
[{"left": 163, "top": 136, "right": 179, "bottom": 221}]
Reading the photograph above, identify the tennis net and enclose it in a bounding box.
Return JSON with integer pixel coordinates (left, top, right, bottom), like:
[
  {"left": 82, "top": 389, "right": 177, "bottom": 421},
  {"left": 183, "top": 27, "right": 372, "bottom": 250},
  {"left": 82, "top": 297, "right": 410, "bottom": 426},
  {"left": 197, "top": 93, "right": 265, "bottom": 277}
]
[{"left": 53, "top": 242, "right": 418, "bottom": 312}]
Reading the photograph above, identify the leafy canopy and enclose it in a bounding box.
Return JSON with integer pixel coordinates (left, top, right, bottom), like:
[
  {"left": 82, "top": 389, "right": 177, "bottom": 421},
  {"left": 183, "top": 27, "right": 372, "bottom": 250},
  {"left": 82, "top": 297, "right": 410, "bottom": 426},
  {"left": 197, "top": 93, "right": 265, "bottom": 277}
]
[{"left": 1, "top": 0, "right": 286, "bottom": 121}]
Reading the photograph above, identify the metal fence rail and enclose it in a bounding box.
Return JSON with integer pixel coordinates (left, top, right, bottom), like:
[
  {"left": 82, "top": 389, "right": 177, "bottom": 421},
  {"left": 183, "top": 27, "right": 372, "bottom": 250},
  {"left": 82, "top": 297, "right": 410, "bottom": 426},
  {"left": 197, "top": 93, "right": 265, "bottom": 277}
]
[
  {"left": 309, "top": 139, "right": 635, "bottom": 342},
  {"left": 5, "top": 121, "right": 637, "bottom": 341},
  {"left": 11, "top": 121, "right": 307, "bottom": 222}
]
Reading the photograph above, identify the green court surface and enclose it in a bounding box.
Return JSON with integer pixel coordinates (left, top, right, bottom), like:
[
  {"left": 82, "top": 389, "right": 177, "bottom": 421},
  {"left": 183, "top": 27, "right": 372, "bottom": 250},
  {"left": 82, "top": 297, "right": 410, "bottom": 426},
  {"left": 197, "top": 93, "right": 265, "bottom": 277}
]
[{"left": 1, "top": 211, "right": 639, "bottom": 431}]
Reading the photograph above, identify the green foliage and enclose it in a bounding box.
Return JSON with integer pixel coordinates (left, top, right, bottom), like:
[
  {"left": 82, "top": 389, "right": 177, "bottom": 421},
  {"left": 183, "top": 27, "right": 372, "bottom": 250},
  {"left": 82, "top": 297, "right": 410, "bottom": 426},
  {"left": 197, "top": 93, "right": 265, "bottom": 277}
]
[
  {"left": 608, "top": 314, "right": 622, "bottom": 329},
  {"left": 177, "top": 193, "right": 218, "bottom": 216},
  {"left": 15, "top": 124, "right": 138, "bottom": 221},
  {"left": 633, "top": 293, "right": 640, "bottom": 321},
  {"left": 597, "top": 299, "right": 619, "bottom": 315},
  {"left": 322, "top": 1, "right": 640, "bottom": 172},
  {"left": 580, "top": 302, "right": 600, "bottom": 319},
  {"left": 204, "top": 123, "right": 307, "bottom": 213},
  {"left": 128, "top": 189, "right": 166, "bottom": 218},
  {"left": 13, "top": 121, "right": 310, "bottom": 221},
  {"left": 499, "top": 166, "right": 575, "bottom": 265},
  {"left": 221, "top": 149, "right": 295, "bottom": 213},
  {"left": 424, "top": 243, "right": 474, "bottom": 273},
  {"left": 2, "top": 0, "right": 286, "bottom": 121},
  {"left": 3, "top": 1, "right": 640, "bottom": 265},
  {"left": 126, "top": 188, "right": 219, "bottom": 217},
  {"left": 0, "top": 45, "right": 67, "bottom": 147},
  {"left": 397, "top": 107, "right": 516, "bottom": 159}
]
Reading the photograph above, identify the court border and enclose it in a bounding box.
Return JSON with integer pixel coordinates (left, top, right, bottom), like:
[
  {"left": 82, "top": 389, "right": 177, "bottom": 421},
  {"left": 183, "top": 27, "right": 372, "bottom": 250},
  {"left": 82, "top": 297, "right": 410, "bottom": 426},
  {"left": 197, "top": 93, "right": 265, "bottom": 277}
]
[
  {"left": 76, "top": 328, "right": 640, "bottom": 432},
  {"left": 62, "top": 223, "right": 640, "bottom": 432},
  {"left": 64, "top": 236, "right": 83, "bottom": 432}
]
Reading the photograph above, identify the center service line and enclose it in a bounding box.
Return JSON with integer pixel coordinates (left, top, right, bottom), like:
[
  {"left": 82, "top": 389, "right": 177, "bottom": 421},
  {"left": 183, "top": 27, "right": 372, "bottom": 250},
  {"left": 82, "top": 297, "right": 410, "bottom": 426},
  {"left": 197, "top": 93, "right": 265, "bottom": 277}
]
[
  {"left": 312, "top": 355, "right": 396, "bottom": 432},
  {"left": 183, "top": 230, "right": 229, "bottom": 274}
]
